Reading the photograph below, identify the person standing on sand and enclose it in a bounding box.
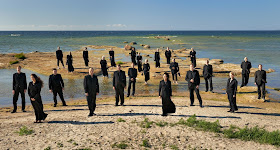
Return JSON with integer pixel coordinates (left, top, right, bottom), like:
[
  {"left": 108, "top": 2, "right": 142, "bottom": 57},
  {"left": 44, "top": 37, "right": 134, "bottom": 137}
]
[
  {"left": 226, "top": 72, "right": 238, "bottom": 113},
  {"left": 84, "top": 68, "right": 99, "bottom": 116},
  {"left": 203, "top": 60, "right": 213, "bottom": 92},
  {"left": 136, "top": 52, "right": 143, "bottom": 72},
  {"left": 12, "top": 66, "right": 27, "bottom": 113},
  {"left": 49, "top": 68, "right": 67, "bottom": 107},
  {"left": 28, "top": 74, "right": 48, "bottom": 123},
  {"left": 143, "top": 59, "right": 150, "bottom": 84},
  {"left": 165, "top": 47, "right": 172, "bottom": 64},
  {"left": 127, "top": 63, "right": 138, "bottom": 97},
  {"left": 170, "top": 58, "right": 179, "bottom": 84},
  {"left": 83, "top": 47, "right": 89, "bottom": 67},
  {"left": 130, "top": 47, "right": 137, "bottom": 65},
  {"left": 185, "top": 64, "right": 203, "bottom": 107},
  {"left": 154, "top": 48, "right": 160, "bottom": 68},
  {"left": 113, "top": 65, "right": 126, "bottom": 106},
  {"left": 159, "top": 72, "right": 176, "bottom": 116},
  {"left": 100, "top": 56, "right": 108, "bottom": 77},
  {"left": 66, "top": 52, "right": 74, "bottom": 73},
  {"left": 190, "top": 48, "right": 197, "bottom": 68},
  {"left": 56, "top": 46, "right": 64, "bottom": 69},
  {"left": 109, "top": 48, "right": 116, "bottom": 67},
  {"left": 240, "top": 57, "right": 252, "bottom": 88},
  {"left": 255, "top": 64, "right": 267, "bottom": 101}
]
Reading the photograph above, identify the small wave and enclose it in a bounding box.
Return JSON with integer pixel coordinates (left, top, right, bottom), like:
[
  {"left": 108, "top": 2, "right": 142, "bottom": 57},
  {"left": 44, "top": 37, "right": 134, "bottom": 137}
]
[{"left": 10, "top": 34, "right": 21, "bottom": 37}]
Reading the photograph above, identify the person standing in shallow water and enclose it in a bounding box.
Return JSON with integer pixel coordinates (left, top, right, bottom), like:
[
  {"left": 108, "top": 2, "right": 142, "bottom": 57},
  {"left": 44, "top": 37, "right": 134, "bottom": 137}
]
[
  {"left": 154, "top": 48, "right": 160, "bottom": 68},
  {"left": 255, "top": 64, "right": 267, "bottom": 101},
  {"left": 185, "top": 64, "right": 203, "bottom": 107},
  {"left": 49, "top": 68, "right": 67, "bottom": 107},
  {"left": 113, "top": 65, "right": 126, "bottom": 106},
  {"left": 84, "top": 68, "right": 99, "bottom": 116},
  {"left": 109, "top": 48, "right": 116, "bottom": 67},
  {"left": 136, "top": 52, "right": 143, "bottom": 73},
  {"left": 12, "top": 66, "right": 27, "bottom": 113},
  {"left": 159, "top": 72, "right": 176, "bottom": 116},
  {"left": 226, "top": 72, "right": 238, "bottom": 113},
  {"left": 130, "top": 47, "right": 137, "bottom": 65},
  {"left": 56, "top": 46, "right": 64, "bottom": 69},
  {"left": 100, "top": 56, "right": 108, "bottom": 77},
  {"left": 28, "top": 74, "right": 48, "bottom": 123},
  {"left": 83, "top": 47, "right": 89, "bottom": 67},
  {"left": 240, "top": 57, "right": 252, "bottom": 88},
  {"left": 190, "top": 48, "right": 197, "bottom": 68},
  {"left": 165, "top": 47, "right": 172, "bottom": 64},
  {"left": 203, "top": 60, "right": 213, "bottom": 92},
  {"left": 169, "top": 58, "right": 179, "bottom": 84},
  {"left": 143, "top": 59, "right": 150, "bottom": 84},
  {"left": 127, "top": 63, "right": 138, "bottom": 97}
]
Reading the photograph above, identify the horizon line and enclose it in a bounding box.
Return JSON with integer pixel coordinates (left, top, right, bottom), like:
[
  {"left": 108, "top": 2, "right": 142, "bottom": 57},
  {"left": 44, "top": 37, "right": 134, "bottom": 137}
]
[{"left": 0, "top": 30, "right": 280, "bottom": 32}]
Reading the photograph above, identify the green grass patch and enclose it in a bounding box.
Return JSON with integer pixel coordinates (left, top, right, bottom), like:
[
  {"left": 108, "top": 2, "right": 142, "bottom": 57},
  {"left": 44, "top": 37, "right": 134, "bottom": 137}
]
[
  {"left": 14, "top": 53, "right": 26, "bottom": 59},
  {"left": 117, "top": 118, "right": 126, "bottom": 122},
  {"left": 9, "top": 60, "right": 19, "bottom": 65},
  {"left": 44, "top": 146, "right": 51, "bottom": 150},
  {"left": 140, "top": 139, "right": 151, "bottom": 148},
  {"left": 116, "top": 61, "right": 124, "bottom": 65},
  {"left": 16, "top": 126, "right": 34, "bottom": 136},
  {"left": 57, "top": 142, "right": 63, "bottom": 148},
  {"left": 155, "top": 121, "right": 168, "bottom": 127},
  {"left": 223, "top": 125, "right": 280, "bottom": 146},
  {"left": 170, "top": 144, "right": 179, "bottom": 150},
  {"left": 111, "top": 141, "right": 128, "bottom": 149},
  {"left": 139, "top": 118, "right": 154, "bottom": 128},
  {"left": 73, "top": 142, "right": 78, "bottom": 146}
]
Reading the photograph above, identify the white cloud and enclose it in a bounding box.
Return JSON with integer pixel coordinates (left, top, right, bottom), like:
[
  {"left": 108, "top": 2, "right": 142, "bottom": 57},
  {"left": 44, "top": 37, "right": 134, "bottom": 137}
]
[{"left": 106, "top": 24, "right": 127, "bottom": 28}]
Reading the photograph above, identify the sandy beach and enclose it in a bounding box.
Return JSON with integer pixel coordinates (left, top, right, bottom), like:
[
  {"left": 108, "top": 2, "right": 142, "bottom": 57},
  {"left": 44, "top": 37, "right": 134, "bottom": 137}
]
[{"left": 1, "top": 96, "right": 280, "bottom": 150}]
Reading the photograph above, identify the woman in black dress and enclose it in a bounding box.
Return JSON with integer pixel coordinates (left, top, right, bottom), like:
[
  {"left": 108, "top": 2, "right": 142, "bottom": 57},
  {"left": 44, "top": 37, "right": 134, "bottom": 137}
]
[
  {"left": 136, "top": 52, "right": 143, "bottom": 72},
  {"left": 109, "top": 48, "right": 116, "bottom": 67},
  {"left": 226, "top": 72, "right": 238, "bottom": 113},
  {"left": 190, "top": 47, "right": 196, "bottom": 68},
  {"left": 159, "top": 72, "right": 176, "bottom": 116},
  {"left": 100, "top": 56, "right": 108, "bottom": 77},
  {"left": 28, "top": 74, "right": 48, "bottom": 123},
  {"left": 143, "top": 59, "right": 150, "bottom": 84},
  {"left": 154, "top": 48, "right": 160, "bottom": 68},
  {"left": 66, "top": 52, "right": 74, "bottom": 73}
]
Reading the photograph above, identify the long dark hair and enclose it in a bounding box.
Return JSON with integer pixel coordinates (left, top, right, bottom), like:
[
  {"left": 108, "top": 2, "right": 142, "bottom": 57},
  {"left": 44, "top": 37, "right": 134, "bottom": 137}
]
[{"left": 31, "top": 74, "right": 44, "bottom": 88}]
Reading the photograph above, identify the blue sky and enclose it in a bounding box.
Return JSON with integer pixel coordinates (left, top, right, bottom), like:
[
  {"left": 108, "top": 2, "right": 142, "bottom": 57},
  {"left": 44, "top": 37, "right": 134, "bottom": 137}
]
[{"left": 0, "top": 0, "right": 279, "bottom": 30}]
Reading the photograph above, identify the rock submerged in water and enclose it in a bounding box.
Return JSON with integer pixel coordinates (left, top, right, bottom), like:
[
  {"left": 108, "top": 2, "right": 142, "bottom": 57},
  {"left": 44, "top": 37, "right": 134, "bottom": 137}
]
[
  {"left": 129, "top": 41, "right": 137, "bottom": 45},
  {"left": 123, "top": 41, "right": 128, "bottom": 43},
  {"left": 144, "top": 45, "right": 150, "bottom": 49},
  {"left": 124, "top": 44, "right": 133, "bottom": 50}
]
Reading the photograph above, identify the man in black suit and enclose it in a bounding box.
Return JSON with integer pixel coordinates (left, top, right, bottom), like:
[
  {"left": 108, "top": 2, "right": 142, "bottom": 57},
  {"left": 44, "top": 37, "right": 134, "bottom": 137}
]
[
  {"left": 83, "top": 47, "right": 89, "bottom": 67},
  {"left": 240, "top": 57, "right": 252, "bottom": 87},
  {"left": 165, "top": 47, "right": 172, "bottom": 64},
  {"left": 185, "top": 64, "right": 203, "bottom": 107},
  {"left": 203, "top": 60, "right": 213, "bottom": 92},
  {"left": 84, "top": 68, "right": 99, "bottom": 116},
  {"left": 12, "top": 66, "right": 27, "bottom": 113},
  {"left": 113, "top": 65, "right": 126, "bottom": 106},
  {"left": 56, "top": 46, "right": 64, "bottom": 69},
  {"left": 49, "top": 68, "right": 67, "bottom": 107},
  {"left": 127, "top": 63, "right": 138, "bottom": 97},
  {"left": 130, "top": 47, "right": 137, "bottom": 65},
  {"left": 169, "top": 58, "right": 179, "bottom": 84},
  {"left": 255, "top": 64, "right": 266, "bottom": 100},
  {"left": 226, "top": 72, "right": 238, "bottom": 112},
  {"left": 154, "top": 48, "right": 160, "bottom": 68}
]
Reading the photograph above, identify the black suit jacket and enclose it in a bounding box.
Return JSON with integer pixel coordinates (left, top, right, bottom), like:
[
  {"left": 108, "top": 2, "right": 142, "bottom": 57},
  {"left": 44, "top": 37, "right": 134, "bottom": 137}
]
[
  {"left": 190, "top": 51, "right": 196, "bottom": 58},
  {"left": 131, "top": 50, "right": 136, "bottom": 58},
  {"left": 226, "top": 78, "right": 238, "bottom": 95},
  {"left": 128, "top": 68, "right": 137, "bottom": 79},
  {"left": 185, "top": 70, "right": 200, "bottom": 87},
  {"left": 165, "top": 50, "right": 171, "bottom": 58},
  {"left": 203, "top": 64, "right": 213, "bottom": 78},
  {"left": 56, "top": 50, "right": 63, "bottom": 59},
  {"left": 113, "top": 70, "right": 126, "bottom": 88},
  {"left": 49, "top": 74, "right": 64, "bottom": 90},
  {"left": 241, "top": 61, "right": 252, "bottom": 74},
  {"left": 159, "top": 80, "right": 172, "bottom": 97},
  {"left": 84, "top": 75, "right": 99, "bottom": 94},
  {"left": 13, "top": 72, "right": 27, "bottom": 90},
  {"left": 154, "top": 52, "right": 160, "bottom": 61},
  {"left": 83, "top": 51, "right": 88, "bottom": 59},
  {"left": 170, "top": 62, "right": 179, "bottom": 73},
  {"left": 255, "top": 70, "right": 266, "bottom": 85}
]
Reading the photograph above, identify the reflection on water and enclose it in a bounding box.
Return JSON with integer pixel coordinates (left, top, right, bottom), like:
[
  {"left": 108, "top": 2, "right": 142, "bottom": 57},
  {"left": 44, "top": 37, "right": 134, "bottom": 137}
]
[{"left": 0, "top": 68, "right": 279, "bottom": 107}]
